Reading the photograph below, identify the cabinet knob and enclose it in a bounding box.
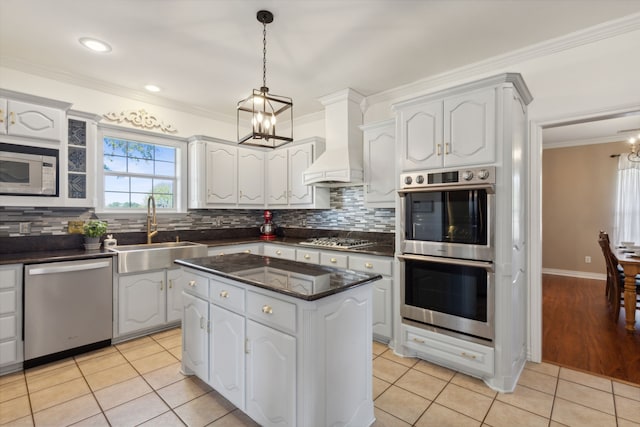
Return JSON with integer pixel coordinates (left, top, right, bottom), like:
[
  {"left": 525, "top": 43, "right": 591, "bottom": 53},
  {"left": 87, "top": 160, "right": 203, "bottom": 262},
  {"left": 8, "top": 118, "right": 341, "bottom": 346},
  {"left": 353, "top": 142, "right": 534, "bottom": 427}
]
[
  {"left": 262, "top": 305, "right": 273, "bottom": 314},
  {"left": 218, "top": 252, "right": 225, "bottom": 256},
  {"left": 243, "top": 249, "right": 251, "bottom": 253},
  {"left": 188, "top": 280, "right": 196, "bottom": 287},
  {"left": 276, "top": 250, "right": 282, "bottom": 255},
  {"left": 304, "top": 254, "right": 310, "bottom": 260},
  {"left": 220, "top": 290, "right": 229, "bottom": 299},
  {"left": 330, "top": 258, "right": 337, "bottom": 263},
  {"left": 365, "top": 263, "right": 373, "bottom": 269}
]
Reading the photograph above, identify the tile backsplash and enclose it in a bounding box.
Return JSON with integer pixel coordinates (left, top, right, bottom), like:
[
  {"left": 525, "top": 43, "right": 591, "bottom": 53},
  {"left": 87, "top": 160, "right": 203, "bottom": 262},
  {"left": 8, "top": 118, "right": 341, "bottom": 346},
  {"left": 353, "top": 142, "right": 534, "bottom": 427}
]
[{"left": 0, "top": 186, "right": 395, "bottom": 237}]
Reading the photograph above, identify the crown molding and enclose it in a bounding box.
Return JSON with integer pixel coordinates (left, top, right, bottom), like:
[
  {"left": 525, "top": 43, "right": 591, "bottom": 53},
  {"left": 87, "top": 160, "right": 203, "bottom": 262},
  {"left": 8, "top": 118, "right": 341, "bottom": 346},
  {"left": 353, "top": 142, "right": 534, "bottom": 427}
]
[
  {"left": 367, "top": 12, "right": 640, "bottom": 107},
  {"left": 543, "top": 135, "right": 628, "bottom": 150}
]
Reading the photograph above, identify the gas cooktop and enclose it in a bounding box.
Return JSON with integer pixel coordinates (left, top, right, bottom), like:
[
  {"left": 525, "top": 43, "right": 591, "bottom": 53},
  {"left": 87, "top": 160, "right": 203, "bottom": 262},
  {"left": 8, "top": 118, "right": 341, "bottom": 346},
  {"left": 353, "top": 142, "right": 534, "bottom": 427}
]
[{"left": 299, "top": 237, "right": 373, "bottom": 249}]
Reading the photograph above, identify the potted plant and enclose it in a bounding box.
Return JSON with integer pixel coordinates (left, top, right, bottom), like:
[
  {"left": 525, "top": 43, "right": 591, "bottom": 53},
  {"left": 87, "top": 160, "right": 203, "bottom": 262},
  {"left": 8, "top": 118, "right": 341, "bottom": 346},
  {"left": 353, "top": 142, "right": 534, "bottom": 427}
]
[{"left": 83, "top": 220, "right": 108, "bottom": 250}]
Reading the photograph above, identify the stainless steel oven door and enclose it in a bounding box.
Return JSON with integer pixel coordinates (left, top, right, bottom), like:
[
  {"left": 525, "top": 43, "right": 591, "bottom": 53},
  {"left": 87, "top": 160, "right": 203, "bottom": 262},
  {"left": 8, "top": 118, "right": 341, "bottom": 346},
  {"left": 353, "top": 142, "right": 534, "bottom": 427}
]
[
  {"left": 399, "top": 183, "right": 495, "bottom": 261},
  {"left": 398, "top": 254, "right": 494, "bottom": 343}
]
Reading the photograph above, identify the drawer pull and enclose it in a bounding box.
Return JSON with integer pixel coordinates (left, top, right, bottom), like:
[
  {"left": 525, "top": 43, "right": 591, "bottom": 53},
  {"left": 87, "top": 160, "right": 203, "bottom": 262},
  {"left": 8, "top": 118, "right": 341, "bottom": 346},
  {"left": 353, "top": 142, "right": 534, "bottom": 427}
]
[
  {"left": 304, "top": 254, "right": 310, "bottom": 260},
  {"left": 276, "top": 250, "right": 282, "bottom": 255},
  {"left": 218, "top": 252, "right": 225, "bottom": 256},
  {"left": 244, "top": 249, "right": 252, "bottom": 253},
  {"left": 9, "top": 111, "right": 15, "bottom": 125},
  {"left": 461, "top": 352, "right": 477, "bottom": 360},
  {"left": 188, "top": 280, "right": 196, "bottom": 287},
  {"left": 412, "top": 337, "right": 425, "bottom": 344},
  {"left": 160, "top": 280, "right": 164, "bottom": 291},
  {"left": 169, "top": 279, "right": 174, "bottom": 289},
  {"left": 220, "top": 290, "right": 229, "bottom": 299},
  {"left": 330, "top": 258, "right": 337, "bottom": 263},
  {"left": 262, "top": 305, "right": 273, "bottom": 314},
  {"left": 365, "top": 263, "right": 373, "bottom": 269}
]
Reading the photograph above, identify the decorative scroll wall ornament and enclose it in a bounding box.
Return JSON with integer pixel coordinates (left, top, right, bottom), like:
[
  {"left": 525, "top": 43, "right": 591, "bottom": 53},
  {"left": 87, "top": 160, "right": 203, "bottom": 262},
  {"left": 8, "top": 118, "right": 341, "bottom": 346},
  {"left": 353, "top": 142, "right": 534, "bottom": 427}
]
[{"left": 103, "top": 109, "right": 177, "bottom": 133}]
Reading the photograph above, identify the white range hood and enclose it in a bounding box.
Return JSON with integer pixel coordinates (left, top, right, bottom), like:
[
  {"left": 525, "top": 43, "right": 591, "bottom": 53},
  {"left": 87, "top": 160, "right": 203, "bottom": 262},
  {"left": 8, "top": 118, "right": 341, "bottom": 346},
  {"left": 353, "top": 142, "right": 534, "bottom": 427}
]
[{"left": 302, "top": 88, "right": 365, "bottom": 187}]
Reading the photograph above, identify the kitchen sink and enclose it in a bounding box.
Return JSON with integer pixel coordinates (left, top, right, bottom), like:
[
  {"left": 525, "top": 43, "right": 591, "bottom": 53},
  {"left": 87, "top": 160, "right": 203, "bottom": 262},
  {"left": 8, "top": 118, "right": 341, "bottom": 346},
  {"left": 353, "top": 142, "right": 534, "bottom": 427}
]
[{"left": 109, "top": 241, "right": 208, "bottom": 273}]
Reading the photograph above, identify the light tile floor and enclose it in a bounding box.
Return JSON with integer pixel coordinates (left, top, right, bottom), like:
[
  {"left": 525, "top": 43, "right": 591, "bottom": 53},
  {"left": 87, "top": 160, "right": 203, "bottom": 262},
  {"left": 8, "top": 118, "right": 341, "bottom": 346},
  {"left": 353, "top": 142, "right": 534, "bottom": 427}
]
[{"left": 1, "top": 327, "right": 639, "bottom": 426}]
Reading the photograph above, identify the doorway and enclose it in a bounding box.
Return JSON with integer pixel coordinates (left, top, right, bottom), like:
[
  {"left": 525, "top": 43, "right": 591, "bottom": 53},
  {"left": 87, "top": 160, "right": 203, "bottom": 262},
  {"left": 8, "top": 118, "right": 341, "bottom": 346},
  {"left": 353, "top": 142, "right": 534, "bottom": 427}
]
[{"left": 529, "top": 107, "right": 640, "bottom": 382}]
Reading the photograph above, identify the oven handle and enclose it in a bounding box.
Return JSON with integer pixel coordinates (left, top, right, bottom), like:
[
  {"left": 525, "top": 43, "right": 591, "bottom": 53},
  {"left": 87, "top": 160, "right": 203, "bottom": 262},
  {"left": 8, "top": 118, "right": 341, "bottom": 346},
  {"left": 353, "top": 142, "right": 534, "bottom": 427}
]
[
  {"left": 398, "top": 183, "right": 495, "bottom": 195},
  {"left": 397, "top": 254, "right": 494, "bottom": 272}
]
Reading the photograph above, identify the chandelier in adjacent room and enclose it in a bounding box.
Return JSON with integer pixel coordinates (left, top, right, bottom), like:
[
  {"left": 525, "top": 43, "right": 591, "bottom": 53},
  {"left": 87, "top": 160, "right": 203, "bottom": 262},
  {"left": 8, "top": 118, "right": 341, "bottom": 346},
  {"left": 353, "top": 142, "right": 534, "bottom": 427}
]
[
  {"left": 627, "top": 134, "right": 640, "bottom": 162},
  {"left": 237, "top": 10, "right": 293, "bottom": 148}
]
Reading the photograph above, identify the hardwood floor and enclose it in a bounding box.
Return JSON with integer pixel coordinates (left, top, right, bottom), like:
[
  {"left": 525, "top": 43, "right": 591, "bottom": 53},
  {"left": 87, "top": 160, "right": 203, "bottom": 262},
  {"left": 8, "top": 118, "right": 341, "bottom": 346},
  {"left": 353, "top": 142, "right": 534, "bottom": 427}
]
[{"left": 542, "top": 274, "right": 640, "bottom": 384}]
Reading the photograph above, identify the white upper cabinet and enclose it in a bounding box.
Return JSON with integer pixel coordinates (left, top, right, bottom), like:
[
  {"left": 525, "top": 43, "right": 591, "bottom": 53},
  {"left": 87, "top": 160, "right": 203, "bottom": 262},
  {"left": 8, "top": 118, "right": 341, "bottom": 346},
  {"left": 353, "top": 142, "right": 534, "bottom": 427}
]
[
  {"left": 0, "top": 90, "right": 71, "bottom": 143},
  {"left": 395, "top": 78, "right": 511, "bottom": 172},
  {"left": 443, "top": 88, "right": 496, "bottom": 168},
  {"left": 265, "top": 138, "right": 329, "bottom": 209},
  {"left": 237, "top": 147, "right": 265, "bottom": 206},
  {"left": 361, "top": 119, "right": 396, "bottom": 207},
  {"left": 206, "top": 142, "right": 237, "bottom": 205}
]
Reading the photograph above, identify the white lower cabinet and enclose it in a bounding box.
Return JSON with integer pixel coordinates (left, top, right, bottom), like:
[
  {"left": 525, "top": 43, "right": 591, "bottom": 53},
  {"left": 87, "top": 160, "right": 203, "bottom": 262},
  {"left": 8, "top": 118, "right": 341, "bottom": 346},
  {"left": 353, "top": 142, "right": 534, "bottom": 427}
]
[
  {"left": 349, "top": 254, "right": 393, "bottom": 341},
  {"left": 116, "top": 268, "right": 200, "bottom": 338},
  {"left": 182, "top": 292, "right": 209, "bottom": 380},
  {"left": 181, "top": 268, "right": 374, "bottom": 427},
  {"left": 118, "top": 271, "right": 166, "bottom": 335},
  {"left": 210, "top": 304, "right": 245, "bottom": 410},
  {"left": 0, "top": 264, "right": 23, "bottom": 372},
  {"left": 245, "top": 319, "right": 296, "bottom": 426}
]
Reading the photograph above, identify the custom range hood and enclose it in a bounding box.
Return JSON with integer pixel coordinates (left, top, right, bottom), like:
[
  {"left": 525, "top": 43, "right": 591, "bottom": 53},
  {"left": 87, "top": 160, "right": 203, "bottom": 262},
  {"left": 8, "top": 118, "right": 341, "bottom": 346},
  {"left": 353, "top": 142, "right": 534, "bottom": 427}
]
[{"left": 302, "top": 88, "right": 365, "bottom": 187}]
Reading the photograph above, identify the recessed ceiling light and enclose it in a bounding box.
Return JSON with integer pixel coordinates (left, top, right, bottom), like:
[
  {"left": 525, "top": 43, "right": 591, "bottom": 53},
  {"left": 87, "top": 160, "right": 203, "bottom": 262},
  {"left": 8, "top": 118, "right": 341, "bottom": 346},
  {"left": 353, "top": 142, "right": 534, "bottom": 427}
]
[
  {"left": 79, "top": 37, "right": 112, "bottom": 53},
  {"left": 144, "top": 84, "right": 161, "bottom": 93}
]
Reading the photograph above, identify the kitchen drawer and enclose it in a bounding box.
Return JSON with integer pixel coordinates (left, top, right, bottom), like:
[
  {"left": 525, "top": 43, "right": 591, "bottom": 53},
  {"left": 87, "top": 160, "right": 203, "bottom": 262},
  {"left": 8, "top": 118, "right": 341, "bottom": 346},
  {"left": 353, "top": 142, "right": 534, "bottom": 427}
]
[
  {"left": 208, "top": 244, "right": 261, "bottom": 257},
  {"left": 210, "top": 279, "right": 246, "bottom": 313},
  {"left": 0, "top": 290, "right": 16, "bottom": 315},
  {"left": 0, "top": 339, "right": 18, "bottom": 366},
  {"left": 348, "top": 255, "right": 392, "bottom": 276},
  {"left": 263, "top": 244, "right": 296, "bottom": 260},
  {"left": 319, "top": 252, "right": 348, "bottom": 269},
  {"left": 0, "top": 268, "right": 18, "bottom": 289},
  {"left": 182, "top": 270, "right": 210, "bottom": 299},
  {"left": 403, "top": 324, "right": 494, "bottom": 377},
  {"left": 296, "top": 249, "right": 320, "bottom": 264},
  {"left": 247, "top": 290, "right": 296, "bottom": 333},
  {"left": 0, "top": 316, "right": 16, "bottom": 340}
]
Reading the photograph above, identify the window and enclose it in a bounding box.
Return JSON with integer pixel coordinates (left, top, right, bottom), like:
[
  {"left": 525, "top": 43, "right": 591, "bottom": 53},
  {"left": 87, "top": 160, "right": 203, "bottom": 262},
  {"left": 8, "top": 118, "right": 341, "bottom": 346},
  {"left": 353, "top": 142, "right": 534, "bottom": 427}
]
[
  {"left": 614, "top": 156, "right": 640, "bottom": 244},
  {"left": 97, "top": 126, "right": 186, "bottom": 213}
]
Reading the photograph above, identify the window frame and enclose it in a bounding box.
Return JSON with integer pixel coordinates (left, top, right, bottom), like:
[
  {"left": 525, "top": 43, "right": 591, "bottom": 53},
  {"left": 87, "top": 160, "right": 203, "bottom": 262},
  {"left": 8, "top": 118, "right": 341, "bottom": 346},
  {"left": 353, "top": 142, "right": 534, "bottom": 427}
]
[{"left": 96, "top": 124, "right": 188, "bottom": 214}]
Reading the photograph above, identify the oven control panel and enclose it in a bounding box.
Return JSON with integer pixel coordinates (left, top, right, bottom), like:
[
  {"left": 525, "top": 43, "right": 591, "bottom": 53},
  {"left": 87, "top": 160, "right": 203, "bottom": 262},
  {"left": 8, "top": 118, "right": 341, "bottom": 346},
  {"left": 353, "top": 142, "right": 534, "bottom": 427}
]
[{"left": 400, "top": 166, "right": 495, "bottom": 189}]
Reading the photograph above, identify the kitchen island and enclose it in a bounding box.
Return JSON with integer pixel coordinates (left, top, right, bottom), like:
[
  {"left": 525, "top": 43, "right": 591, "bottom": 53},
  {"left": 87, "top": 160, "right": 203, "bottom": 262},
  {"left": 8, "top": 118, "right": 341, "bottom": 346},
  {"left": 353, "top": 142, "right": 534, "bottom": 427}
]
[{"left": 175, "top": 253, "right": 381, "bottom": 427}]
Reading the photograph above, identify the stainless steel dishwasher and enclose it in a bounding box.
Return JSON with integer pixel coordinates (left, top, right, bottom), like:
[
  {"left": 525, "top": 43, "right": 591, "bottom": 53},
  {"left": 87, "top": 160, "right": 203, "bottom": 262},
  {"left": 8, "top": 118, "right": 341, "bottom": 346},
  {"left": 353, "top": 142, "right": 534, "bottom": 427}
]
[{"left": 24, "top": 258, "right": 113, "bottom": 367}]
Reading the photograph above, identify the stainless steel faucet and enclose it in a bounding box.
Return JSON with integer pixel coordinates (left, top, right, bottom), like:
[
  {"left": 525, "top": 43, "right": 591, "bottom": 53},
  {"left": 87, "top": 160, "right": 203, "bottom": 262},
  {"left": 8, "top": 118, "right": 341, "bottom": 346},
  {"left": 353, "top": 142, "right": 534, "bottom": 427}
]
[{"left": 147, "top": 195, "right": 158, "bottom": 244}]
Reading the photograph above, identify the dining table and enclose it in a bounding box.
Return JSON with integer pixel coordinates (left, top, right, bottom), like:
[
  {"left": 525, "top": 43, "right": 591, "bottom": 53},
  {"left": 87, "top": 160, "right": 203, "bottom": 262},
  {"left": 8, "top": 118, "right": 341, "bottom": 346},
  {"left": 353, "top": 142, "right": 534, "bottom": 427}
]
[{"left": 617, "top": 250, "right": 640, "bottom": 333}]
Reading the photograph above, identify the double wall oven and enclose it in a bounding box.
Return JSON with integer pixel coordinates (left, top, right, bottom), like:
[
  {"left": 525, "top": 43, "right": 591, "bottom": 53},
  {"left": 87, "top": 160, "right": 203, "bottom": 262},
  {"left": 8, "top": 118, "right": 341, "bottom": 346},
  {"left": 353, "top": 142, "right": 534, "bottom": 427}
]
[{"left": 398, "top": 167, "right": 495, "bottom": 344}]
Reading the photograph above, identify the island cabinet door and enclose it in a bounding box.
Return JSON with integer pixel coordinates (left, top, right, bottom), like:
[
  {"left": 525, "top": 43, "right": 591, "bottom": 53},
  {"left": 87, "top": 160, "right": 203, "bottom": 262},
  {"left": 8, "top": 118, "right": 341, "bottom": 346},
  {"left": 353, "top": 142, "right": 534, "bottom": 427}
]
[
  {"left": 182, "top": 292, "right": 208, "bottom": 380},
  {"left": 245, "top": 320, "right": 296, "bottom": 427},
  {"left": 210, "top": 304, "right": 245, "bottom": 410}
]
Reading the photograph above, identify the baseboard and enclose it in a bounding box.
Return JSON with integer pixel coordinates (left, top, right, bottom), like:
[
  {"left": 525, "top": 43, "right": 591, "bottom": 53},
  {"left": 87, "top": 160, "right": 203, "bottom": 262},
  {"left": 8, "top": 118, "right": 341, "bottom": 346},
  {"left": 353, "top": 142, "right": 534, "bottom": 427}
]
[{"left": 542, "top": 268, "right": 606, "bottom": 281}]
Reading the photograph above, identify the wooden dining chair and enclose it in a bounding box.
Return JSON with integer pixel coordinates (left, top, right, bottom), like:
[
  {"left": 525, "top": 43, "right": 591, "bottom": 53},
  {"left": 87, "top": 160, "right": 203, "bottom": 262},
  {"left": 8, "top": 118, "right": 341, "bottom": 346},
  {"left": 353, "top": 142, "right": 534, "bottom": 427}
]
[{"left": 598, "top": 231, "right": 640, "bottom": 321}]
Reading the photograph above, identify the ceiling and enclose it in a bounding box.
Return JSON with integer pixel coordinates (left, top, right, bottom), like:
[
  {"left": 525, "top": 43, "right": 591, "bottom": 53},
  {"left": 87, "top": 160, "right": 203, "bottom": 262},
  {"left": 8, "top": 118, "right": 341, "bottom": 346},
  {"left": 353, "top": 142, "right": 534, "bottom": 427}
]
[{"left": 1, "top": 0, "right": 639, "bottom": 135}]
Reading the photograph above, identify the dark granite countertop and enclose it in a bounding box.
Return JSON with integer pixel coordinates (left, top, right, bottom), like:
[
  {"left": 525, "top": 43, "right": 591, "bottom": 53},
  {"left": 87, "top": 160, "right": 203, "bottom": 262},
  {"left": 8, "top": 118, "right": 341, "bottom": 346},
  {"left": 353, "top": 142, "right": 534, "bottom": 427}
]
[
  {"left": 176, "top": 253, "right": 382, "bottom": 301},
  {"left": 0, "top": 248, "right": 116, "bottom": 265},
  {"left": 200, "top": 237, "right": 395, "bottom": 258},
  {"left": 0, "top": 228, "right": 394, "bottom": 266}
]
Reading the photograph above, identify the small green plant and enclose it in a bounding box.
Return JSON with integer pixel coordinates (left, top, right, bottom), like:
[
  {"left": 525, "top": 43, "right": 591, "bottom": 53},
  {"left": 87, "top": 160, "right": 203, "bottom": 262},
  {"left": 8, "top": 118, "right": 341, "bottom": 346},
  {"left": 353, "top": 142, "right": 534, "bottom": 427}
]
[{"left": 83, "top": 220, "right": 108, "bottom": 238}]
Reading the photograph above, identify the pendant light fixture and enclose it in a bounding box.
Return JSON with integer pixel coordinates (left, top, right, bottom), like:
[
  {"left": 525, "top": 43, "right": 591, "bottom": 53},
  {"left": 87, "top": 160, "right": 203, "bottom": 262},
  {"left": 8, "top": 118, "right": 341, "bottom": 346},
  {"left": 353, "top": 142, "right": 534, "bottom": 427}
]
[
  {"left": 237, "top": 10, "right": 293, "bottom": 148},
  {"left": 627, "top": 134, "right": 640, "bottom": 162}
]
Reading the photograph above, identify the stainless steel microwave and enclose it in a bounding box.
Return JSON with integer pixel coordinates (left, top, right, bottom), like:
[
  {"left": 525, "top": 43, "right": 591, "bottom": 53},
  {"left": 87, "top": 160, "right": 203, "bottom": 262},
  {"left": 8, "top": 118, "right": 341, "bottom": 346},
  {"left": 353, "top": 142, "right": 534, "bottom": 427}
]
[{"left": 0, "top": 142, "right": 58, "bottom": 196}]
